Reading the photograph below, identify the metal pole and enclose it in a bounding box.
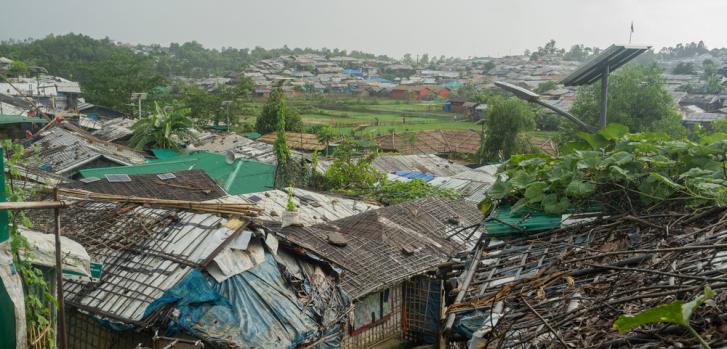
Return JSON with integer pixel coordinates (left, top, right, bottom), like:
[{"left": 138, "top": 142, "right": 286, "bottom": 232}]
[
  {"left": 599, "top": 65, "right": 609, "bottom": 129},
  {"left": 53, "top": 189, "right": 67, "bottom": 349},
  {"left": 533, "top": 99, "right": 596, "bottom": 133},
  {"left": 138, "top": 97, "right": 142, "bottom": 119}
]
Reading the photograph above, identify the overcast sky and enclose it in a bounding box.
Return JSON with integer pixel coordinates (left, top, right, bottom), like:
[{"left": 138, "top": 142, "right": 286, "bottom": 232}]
[{"left": 1, "top": 0, "right": 725, "bottom": 58}]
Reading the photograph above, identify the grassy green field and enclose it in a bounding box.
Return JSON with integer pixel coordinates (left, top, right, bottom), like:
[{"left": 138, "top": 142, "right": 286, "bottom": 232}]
[{"left": 238, "top": 97, "right": 557, "bottom": 141}]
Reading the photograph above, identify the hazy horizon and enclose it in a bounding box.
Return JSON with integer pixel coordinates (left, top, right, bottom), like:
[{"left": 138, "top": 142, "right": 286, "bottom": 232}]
[{"left": 2, "top": 0, "right": 726, "bottom": 59}]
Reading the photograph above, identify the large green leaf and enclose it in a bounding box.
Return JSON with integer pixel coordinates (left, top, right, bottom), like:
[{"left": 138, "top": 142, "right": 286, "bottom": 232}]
[
  {"left": 577, "top": 131, "right": 608, "bottom": 150},
  {"left": 517, "top": 156, "right": 548, "bottom": 169},
  {"left": 614, "top": 285, "right": 715, "bottom": 333},
  {"left": 682, "top": 285, "right": 716, "bottom": 323},
  {"left": 597, "top": 123, "right": 629, "bottom": 141},
  {"left": 477, "top": 198, "right": 494, "bottom": 216},
  {"left": 565, "top": 180, "right": 596, "bottom": 197},
  {"left": 576, "top": 157, "right": 601, "bottom": 170},
  {"left": 600, "top": 151, "right": 633, "bottom": 168},
  {"left": 524, "top": 182, "right": 547, "bottom": 203},
  {"left": 510, "top": 171, "right": 536, "bottom": 190},
  {"left": 649, "top": 172, "right": 684, "bottom": 190},
  {"left": 488, "top": 180, "right": 512, "bottom": 199},
  {"left": 542, "top": 194, "right": 570, "bottom": 214},
  {"left": 560, "top": 141, "right": 590, "bottom": 154},
  {"left": 509, "top": 198, "right": 529, "bottom": 215},
  {"left": 613, "top": 301, "right": 685, "bottom": 333}
]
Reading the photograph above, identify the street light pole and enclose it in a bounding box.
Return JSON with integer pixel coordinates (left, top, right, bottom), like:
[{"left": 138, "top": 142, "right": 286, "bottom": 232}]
[
  {"left": 599, "top": 65, "right": 609, "bottom": 129},
  {"left": 494, "top": 81, "right": 597, "bottom": 133}
]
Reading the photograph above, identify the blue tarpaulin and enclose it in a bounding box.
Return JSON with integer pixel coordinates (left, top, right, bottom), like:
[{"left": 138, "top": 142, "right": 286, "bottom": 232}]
[
  {"left": 144, "top": 269, "right": 228, "bottom": 334},
  {"left": 393, "top": 171, "right": 435, "bottom": 181},
  {"left": 210, "top": 253, "right": 320, "bottom": 348},
  {"left": 136, "top": 245, "right": 351, "bottom": 349}
]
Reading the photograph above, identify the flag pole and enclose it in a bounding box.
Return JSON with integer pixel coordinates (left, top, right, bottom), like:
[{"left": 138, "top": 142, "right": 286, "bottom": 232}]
[{"left": 629, "top": 22, "right": 634, "bottom": 44}]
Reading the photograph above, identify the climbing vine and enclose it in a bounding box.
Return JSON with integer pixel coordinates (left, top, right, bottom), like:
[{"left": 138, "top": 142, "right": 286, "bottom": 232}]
[{"left": 3, "top": 140, "right": 57, "bottom": 348}]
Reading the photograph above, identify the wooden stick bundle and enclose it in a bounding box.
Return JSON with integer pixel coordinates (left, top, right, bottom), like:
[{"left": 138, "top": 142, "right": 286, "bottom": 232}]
[{"left": 57, "top": 188, "right": 262, "bottom": 216}]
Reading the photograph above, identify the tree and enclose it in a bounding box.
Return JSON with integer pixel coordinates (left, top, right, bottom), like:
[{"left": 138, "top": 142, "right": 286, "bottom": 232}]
[
  {"left": 672, "top": 62, "right": 696, "bottom": 75},
  {"left": 570, "top": 64, "right": 685, "bottom": 138},
  {"left": 479, "top": 96, "right": 535, "bottom": 162},
  {"left": 234, "top": 76, "right": 254, "bottom": 97},
  {"left": 315, "top": 126, "right": 336, "bottom": 155},
  {"left": 8, "top": 60, "right": 28, "bottom": 76},
  {"left": 482, "top": 61, "right": 496, "bottom": 73},
  {"left": 255, "top": 88, "right": 302, "bottom": 134},
  {"left": 323, "top": 140, "right": 383, "bottom": 191},
  {"left": 129, "top": 103, "right": 195, "bottom": 150},
  {"left": 535, "top": 80, "right": 558, "bottom": 94},
  {"left": 564, "top": 44, "right": 589, "bottom": 61},
  {"left": 419, "top": 53, "right": 429, "bottom": 66},
  {"left": 402, "top": 53, "right": 414, "bottom": 65},
  {"left": 273, "top": 97, "right": 292, "bottom": 187},
  {"left": 702, "top": 59, "right": 718, "bottom": 79}
]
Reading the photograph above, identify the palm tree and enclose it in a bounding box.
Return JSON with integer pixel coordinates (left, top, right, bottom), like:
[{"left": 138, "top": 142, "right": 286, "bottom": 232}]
[
  {"left": 129, "top": 102, "right": 195, "bottom": 150},
  {"left": 315, "top": 126, "right": 336, "bottom": 156}
]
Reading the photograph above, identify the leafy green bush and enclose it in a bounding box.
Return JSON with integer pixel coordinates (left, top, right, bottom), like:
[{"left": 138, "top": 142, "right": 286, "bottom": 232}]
[
  {"left": 484, "top": 124, "right": 727, "bottom": 215},
  {"left": 363, "top": 179, "right": 461, "bottom": 205}
]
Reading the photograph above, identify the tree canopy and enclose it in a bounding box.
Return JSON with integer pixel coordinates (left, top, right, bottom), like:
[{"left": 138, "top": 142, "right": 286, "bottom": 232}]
[
  {"left": 570, "top": 64, "right": 685, "bottom": 138},
  {"left": 255, "top": 88, "right": 303, "bottom": 134},
  {"left": 479, "top": 96, "right": 535, "bottom": 162}
]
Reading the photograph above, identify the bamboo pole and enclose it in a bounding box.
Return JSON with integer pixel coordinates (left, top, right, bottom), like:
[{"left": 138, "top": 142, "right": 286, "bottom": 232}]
[
  {"left": 53, "top": 188, "right": 67, "bottom": 349},
  {"left": 0, "top": 201, "right": 65, "bottom": 210},
  {"left": 56, "top": 188, "right": 262, "bottom": 216}
]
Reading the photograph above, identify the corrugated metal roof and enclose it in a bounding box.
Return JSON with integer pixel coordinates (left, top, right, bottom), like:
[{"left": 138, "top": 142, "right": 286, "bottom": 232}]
[
  {"left": 429, "top": 164, "right": 499, "bottom": 203},
  {"left": 195, "top": 133, "right": 308, "bottom": 165},
  {"left": 28, "top": 201, "right": 243, "bottom": 324},
  {"left": 92, "top": 118, "right": 134, "bottom": 142},
  {"left": 279, "top": 197, "right": 484, "bottom": 298},
  {"left": 25, "top": 123, "right": 145, "bottom": 175},
  {"left": 373, "top": 154, "right": 471, "bottom": 177},
  {"left": 63, "top": 170, "right": 227, "bottom": 201},
  {"left": 0, "top": 115, "right": 45, "bottom": 125},
  {"left": 209, "top": 188, "right": 380, "bottom": 227},
  {"left": 80, "top": 151, "right": 276, "bottom": 195},
  {"left": 449, "top": 212, "right": 727, "bottom": 348}
]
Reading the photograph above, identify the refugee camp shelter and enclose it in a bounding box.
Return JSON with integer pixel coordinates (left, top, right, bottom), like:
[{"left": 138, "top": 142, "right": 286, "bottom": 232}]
[
  {"left": 372, "top": 154, "right": 471, "bottom": 178},
  {"left": 62, "top": 170, "right": 227, "bottom": 201},
  {"left": 277, "top": 197, "right": 485, "bottom": 348},
  {"left": 445, "top": 210, "right": 727, "bottom": 348},
  {"left": 258, "top": 132, "right": 326, "bottom": 152},
  {"left": 0, "top": 115, "right": 46, "bottom": 139},
  {"left": 27, "top": 199, "right": 350, "bottom": 349},
  {"left": 376, "top": 129, "right": 481, "bottom": 156},
  {"left": 91, "top": 118, "right": 134, "bottom": 142},
  {"left": 78, "top": 151, "right": 275, "bottom": 195},
  {"left": 23, "top": 122, "right": 145, "bottom": 177},
  {"left": 208, "top": 187, "right": 380, "bottom": 228}
]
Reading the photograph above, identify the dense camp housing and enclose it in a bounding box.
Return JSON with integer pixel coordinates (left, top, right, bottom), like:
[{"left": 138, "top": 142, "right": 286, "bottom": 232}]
[{"left": 1, "top": 41, "right": 727, "bottom": 349}]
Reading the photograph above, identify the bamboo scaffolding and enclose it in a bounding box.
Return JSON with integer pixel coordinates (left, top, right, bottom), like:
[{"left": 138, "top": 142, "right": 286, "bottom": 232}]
[{"left": 57, "top": 188, "right": 262, "bottom": 216}]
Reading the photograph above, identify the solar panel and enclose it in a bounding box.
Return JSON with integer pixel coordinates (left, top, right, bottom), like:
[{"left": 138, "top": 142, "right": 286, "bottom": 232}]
[
  {"left": 105, "top": 174, "right": 132, "bottom": 183},
  {"left": 247, "top": 195, "right": 262, "bottom": 203},
  {"left": 156, "top": 173, "right": 177, "bottom": 180},
  {"left": 561, "top": 44, "right": 651, "bottom": 86},
  {"left": 80, "top": 177, "right": 100, "bottom": 183}
]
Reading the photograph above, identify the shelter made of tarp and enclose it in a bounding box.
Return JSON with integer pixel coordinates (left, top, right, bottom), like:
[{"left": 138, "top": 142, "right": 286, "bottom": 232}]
[{"left": 146, "top": 248, "right": 349, "bottom": 349}]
